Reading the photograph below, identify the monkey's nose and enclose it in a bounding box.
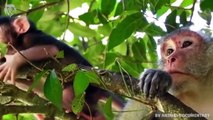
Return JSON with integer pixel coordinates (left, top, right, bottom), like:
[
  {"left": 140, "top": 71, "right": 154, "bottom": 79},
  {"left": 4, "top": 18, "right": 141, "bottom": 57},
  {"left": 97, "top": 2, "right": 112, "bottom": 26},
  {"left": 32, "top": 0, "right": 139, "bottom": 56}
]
[{"left": 167, "top": 57, "right": 176, "bottom": 63}]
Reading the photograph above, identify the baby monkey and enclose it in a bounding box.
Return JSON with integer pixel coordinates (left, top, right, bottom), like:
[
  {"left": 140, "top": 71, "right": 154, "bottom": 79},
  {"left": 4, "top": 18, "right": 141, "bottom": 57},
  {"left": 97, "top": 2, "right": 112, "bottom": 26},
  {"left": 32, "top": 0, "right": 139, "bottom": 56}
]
[{"left": 0, "top": 16, "right": 124, "bottom": 120}]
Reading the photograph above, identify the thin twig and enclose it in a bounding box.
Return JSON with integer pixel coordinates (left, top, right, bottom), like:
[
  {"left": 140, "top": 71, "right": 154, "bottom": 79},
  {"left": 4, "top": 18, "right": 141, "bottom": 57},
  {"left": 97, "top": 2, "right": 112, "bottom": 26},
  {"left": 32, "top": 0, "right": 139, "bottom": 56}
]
[
  {"left": 189, "top": 0, "right": 197, "bottom": 22},
  {"left": 115, "top": 59, "right": 132, "bottom": 97},
  {"left": 14, "top": 1, "right": 63, "bottom": 16}
]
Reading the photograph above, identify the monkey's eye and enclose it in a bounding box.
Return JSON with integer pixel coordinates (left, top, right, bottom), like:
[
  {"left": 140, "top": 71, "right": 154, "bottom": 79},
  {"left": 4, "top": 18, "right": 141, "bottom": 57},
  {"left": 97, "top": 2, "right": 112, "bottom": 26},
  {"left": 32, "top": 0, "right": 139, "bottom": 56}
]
[
  {"left": 182, "top": 41, "right": 192, "bottom": 48},
  {"left": 166, "top": 48, "right": 174, "bottom": 56}
]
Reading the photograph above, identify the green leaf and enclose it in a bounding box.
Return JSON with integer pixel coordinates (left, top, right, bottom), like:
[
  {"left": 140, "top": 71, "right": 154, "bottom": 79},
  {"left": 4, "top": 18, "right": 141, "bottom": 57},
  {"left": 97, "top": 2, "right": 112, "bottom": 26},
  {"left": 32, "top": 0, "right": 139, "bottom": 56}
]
[
  {"left": 108, "top": 12, "right": 142, "bottom": 50},
  {"left": 114, "top": 42, "right": 127, "bottom": 56},
  {"left": 84, "top": 71, "right": 100, "bottom": 84},
  {"left": 97, "top": 23, "right": 112, "bottom": 36},
  {"left": 143, "top": 23, "right": 165, "bottom": 36},
  {"left": 79, "top": 11, "right": 97, "bottom": 25},
  {"left": 132, "top": 41, "right": 147, "bottom": 62},
  {"left": 180, "top": 11, "right": 187, "bottom": 26},
  {"left": 46, "top": 0, "right": 59, "bottom": 2},
  {"left": 145, "top": 35, "right": 158, "bottom": 64},
  {"left": 200, "top": 0, "right": 213, "bottom": 11},
  {"left": 73, "top": 71, "right": 90, "bottom": 96},
  {"left": 3, "top": 114, "right": 16, "bottom": 120},
  {"left": 101, "top": 0, "right": 116, "bottom": 16},
  {"left": 97, "top": 10, "right": 108, "bottom": 24},
  {"left": 114, "top": 2, "right": 123, "bottom": 16},
  {"left": 56, "top": 50, "right": 64, "bottom": 58},
  {"left": 37, "top": 20, "right": 65, "bottom": 37},
  {"left": 156, "top": 6, "right": 169, "bottom": 18},
  {"left": 105, "top": 53, "right": 117, "bottom": 69},
  {"left": 103, "top": 97, "right": 114, "bottom": 120},
  {"left": 170, "top": 0, "right": 176, "bottom": 4},
  {"left": 145, "top": 35, "right": 157, "bottom": 52},
  {"left": 71, "top": 94, "right": 85, "bottom": 115},
  {"left": 120, "top": 0, "right": 144, "bottom": 11},
  {"left": 84, "top": 44, "right": 105, "bottom": 65},
  {"left": 0, "top": 43, "right": 7, "bottom": 57},
  {"left": 119, "top": 59, "right": 140, "bottom": 77},
  {"left": 28, "top": 70, "right": 48, "bottom": 92},
  {"left": 44, "top": 70, "right": 62, "bottom": 110},
  {"left": 69, "top": 22, "right": 97, "bottom": 37},
  {"left": 62, "top": 64, "right": 78, "bottom": 72},
  {"left": 155, "top": 0, "right": 169, "bottom": 11},
  {"left": 180, "top": 0, "right": 193, "bottom": 7},
  {"left": 165, "top": 10, "right": 178, "bottom": 32},
  {"left": 28, "top": 9, "right": 44, "bottom": 23}
]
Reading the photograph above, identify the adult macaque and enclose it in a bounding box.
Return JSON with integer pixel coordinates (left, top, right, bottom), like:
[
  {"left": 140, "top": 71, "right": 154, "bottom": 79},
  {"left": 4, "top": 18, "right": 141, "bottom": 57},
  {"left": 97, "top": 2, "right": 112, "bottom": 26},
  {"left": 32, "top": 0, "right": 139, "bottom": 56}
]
[
  {"left": 119, "top": 28, "right": 213, "bottom": 120},
  {"left": 0, "top": 16, "right": 124, "bottom": 120}
]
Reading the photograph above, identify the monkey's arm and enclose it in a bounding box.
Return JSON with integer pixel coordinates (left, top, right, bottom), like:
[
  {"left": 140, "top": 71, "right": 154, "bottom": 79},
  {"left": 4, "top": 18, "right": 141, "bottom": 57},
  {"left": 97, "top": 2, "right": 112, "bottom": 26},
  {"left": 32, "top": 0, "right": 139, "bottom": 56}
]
[
  {"left": 18, "top": 45, "right": 59, "bottom": 61},
  {"left": 0, "top": 45, "right": 59, "bottom": 84}
]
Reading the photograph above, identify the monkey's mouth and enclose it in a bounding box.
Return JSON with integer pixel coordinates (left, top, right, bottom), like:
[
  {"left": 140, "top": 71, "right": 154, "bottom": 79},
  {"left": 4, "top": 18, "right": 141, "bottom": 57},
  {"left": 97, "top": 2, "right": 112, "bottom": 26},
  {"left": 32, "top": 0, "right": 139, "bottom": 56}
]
[
  {"left": 167, "top": 70, "right": 189, "bottom": 76},
  {"left": 169, "top": 71, "right": 197, "bottom": 80}
]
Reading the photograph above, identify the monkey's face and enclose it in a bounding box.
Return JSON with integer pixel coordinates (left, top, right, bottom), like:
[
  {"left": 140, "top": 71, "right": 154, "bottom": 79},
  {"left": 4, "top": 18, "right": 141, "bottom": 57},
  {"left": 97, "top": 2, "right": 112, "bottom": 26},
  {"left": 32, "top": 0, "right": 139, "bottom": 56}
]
[{"left": 159, "top": 30, "right": 210, "bottom": 88}]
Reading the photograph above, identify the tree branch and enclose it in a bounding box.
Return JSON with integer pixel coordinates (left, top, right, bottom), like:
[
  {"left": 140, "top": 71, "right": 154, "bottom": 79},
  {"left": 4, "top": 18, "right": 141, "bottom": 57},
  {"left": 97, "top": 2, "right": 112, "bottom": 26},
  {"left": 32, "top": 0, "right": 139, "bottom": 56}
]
[
  {"left": 0, "top": 59, "right": 207, "bottom": 120},
  {"left": 0, "top": 82, "right": 79, "bottom": 120}
]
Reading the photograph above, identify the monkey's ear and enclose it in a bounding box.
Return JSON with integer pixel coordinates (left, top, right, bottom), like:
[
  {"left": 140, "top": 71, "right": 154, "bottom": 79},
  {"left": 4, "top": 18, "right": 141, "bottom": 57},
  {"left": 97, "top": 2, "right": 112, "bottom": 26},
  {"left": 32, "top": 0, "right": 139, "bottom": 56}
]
[{"left": 12, "top": 16, "right": 30, "bottom": 34}]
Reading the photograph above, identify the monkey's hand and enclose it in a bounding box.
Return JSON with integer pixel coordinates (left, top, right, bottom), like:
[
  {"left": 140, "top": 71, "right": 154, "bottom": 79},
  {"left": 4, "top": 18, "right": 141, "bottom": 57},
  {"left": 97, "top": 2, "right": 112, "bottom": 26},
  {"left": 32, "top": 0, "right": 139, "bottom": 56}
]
[
  {"left": 0, "top": 53, "right": 25, "bottom": 84},
  {"left": 139, "top": 69, "right": 172, "bottom": 99}
]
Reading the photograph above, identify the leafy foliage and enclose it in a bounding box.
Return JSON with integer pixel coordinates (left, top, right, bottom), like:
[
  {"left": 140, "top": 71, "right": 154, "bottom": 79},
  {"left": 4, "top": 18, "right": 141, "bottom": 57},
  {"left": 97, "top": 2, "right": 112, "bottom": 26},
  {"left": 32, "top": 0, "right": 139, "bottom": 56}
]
[
  {"left": 71, "top": 93, "right": 85, "bottom": 115},
  {"left": 44, "top": 70, "right": 63, "bottom": 110},
  {"left": 0, "top": 0, "right": 213, "bottom": 119}
]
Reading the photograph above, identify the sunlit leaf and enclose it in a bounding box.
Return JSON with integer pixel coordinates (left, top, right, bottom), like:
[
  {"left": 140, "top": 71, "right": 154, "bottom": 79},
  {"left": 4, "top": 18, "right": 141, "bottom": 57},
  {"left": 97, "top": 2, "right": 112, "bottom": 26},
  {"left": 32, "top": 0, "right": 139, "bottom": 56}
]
[
  {"left": 114, "top": 42, "right": 127, "bottom": 56},
  {"left": 72, "top": 93, "right": 85, "bottom": 115},
  {"left": 3, "top": 114, "right": 16, "bottom": 120},
  {"left": 69, "top": 23, "right": 97, "bottom": 37},
  {"left": 156, "top": 6, "right": 169, "bottom": 18},
  {"left": 44, "top": 70, "right": 62, "bottom": 110},
  {"left": 62, "top": 64, "right": 78, "bottom": 72},
  {"left": 180, "top": 0, "right": 193, "bottom": 7}
]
